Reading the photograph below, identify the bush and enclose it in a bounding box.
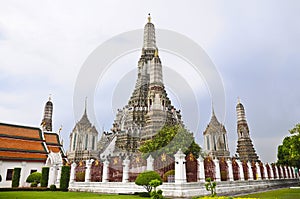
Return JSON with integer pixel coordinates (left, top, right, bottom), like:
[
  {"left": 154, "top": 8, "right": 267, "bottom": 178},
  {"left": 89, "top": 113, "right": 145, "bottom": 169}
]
[
  {"left": 135, "top": 171, "right": 162, "bottom": 193},
  {"left": 150, "top": 189, "right": 164, "bottom": 199},
  {"left": 12, "top": 168, "right": 21, "bottom": 188},
  {"left": 40, "top": 167, "right": 49, "bottom": 187},
  {"left": 163, "top": 170, "right": 175, "bottom": 182},
  {"left": 26, "top": 172, "right": 42, "bottom": 186},
  {"left": 60, "top": 166, "right": 70, "bottom": 192},
  {"left": 205, "top": 178, "right": 216, "bottom": 197},
  {"left": 30, "top": 181, "right": 38, "bottom": 187},
  {"left": 50, "top": 184, "right": 57, "bottom": 191}
]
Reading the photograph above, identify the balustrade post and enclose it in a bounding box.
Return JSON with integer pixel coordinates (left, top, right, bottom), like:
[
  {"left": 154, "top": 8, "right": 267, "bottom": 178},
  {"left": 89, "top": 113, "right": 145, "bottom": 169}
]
[
  {"left": 236, "top": 159, "right": 244, "bottom": 181},
  {"left": 247, "top": 161, "right": 253, "bottom": 180},
  {"left": 197, "top": 156, "right": 205, "bottom": 182},
  {"left": 102, "top": 159, "right": 109, "bottom": 182},
  {"left": 213, "top": 158, "right": 221, "bottom": 182},
  {"left": 174, "top": 149, "right": 186, "bottom": 184},
  {"left": 227, "top": 159, "right": 234, "bottom": 181},
  {"left": 146, "top": 155, "right": 154, "bottom": 171},
  {"left": 85, "top": 159, "right": 94, "bottom": 182},
  {"left": 269, "top": 165, "right": 274, "bottom": 179},
  {"left": 255, "top": 162, "right": 261, "bottom": 180},
  {"left": 70, "top": 162, "right": 77, "bottom": 183},
  {"left": 122, "top": 156, "right": 130, "bottom": 183}
]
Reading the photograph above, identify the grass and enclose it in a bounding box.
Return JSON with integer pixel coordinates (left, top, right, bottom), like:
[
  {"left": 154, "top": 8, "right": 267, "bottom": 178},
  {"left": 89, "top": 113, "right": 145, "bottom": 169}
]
[
  {"left": 0, "top": 188, "right": 299, "bottom": 199},
  {"left": 0, "top": 191, "right": 149, "bottom": 199},
  {"left": 239, "top": 188, "right": 300, "bottom": 199}
]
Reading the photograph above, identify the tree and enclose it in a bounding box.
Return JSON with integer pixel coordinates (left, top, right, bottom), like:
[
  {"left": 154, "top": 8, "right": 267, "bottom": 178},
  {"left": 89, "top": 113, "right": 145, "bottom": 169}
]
[
  {"left": 139, "top": 124, "right": 201, "bottom": 159},
  {"left": 277, "top": 123, "right": 300, "bottom": 168},
  {"left": 135, "top": 171, "right": 162, "bottom": 193}
]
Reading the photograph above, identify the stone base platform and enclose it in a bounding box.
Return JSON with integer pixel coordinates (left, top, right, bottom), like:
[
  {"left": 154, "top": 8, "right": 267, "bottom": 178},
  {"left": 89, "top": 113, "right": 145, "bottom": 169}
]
[{"left": 69, "top": 179, "right": 298, "bottom": 198}]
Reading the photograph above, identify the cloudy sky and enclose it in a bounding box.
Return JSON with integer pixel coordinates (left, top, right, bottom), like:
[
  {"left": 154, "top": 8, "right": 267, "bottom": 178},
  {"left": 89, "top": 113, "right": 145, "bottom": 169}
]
[{"left": 1, "top": 0, "right": 299, "bottom": 163}]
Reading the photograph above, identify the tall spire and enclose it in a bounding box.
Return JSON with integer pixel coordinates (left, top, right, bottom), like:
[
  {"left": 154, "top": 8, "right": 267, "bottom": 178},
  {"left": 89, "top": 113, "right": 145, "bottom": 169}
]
[
  {"left": 143, "top": 13, "right": 157, "bottom": 50},
  {"left": 236, "top": 99, "right": 259, "bottom": 162},
  {"left": 84, "top": 97, "right": 88, "bottom": 115},
  {"left": 41, "top": 95, "right": 53, "bottom": 131}
]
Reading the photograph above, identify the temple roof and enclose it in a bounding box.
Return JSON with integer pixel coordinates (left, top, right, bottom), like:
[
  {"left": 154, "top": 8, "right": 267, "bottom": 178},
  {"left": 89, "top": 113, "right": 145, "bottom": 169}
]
[
  {"left": 0, "top": 122, "right": 65, "bottom": 162},
  {"left": 203, "top": 111, "right": 226, "bottom": 135}
]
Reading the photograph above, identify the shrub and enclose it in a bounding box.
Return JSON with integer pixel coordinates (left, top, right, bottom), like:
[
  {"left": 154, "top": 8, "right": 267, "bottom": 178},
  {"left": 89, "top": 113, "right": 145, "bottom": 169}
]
[
  {"left": 30, "top": 181, "right": 38, "bottom": 187},
  {"left": 150, "top": 189, "right": 164, "bottom": 199},
  {"left": 163, "top": 170, "right": 175, "bottom": 182},
  {"left": 150, "top": 179, "right": 164, "bottom": 199},
  {"left": 40, "top": 167, "right": 49, "bottom": 187},
  {"left": 12, "top": 168, "right": 21, "bottom": 188},
  {"left": 26, "top": 172, "right": 42, "bottom": 186},
  {"left": 50, "top": 184, "right": 57, "bottom": 191},
  {"left": 205, "top": 178, "right": 217, "bottom": 197},
  {"left": 135, "top": 171, "right": 162, "bottom": 193},
  {"left": 60, "top": 166, "right": 70, "bottom": 192}
]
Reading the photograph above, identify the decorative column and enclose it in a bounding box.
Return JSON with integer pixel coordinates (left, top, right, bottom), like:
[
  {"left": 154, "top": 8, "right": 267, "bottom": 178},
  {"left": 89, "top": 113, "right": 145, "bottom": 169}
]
[
  {"left": 236, "top": 159, "right": 244, "bottom": 181},
  {"left": 146, "top": 155, "right": 154, "bottom": 171},
  {"left": 122, "top": 156, "right": 130, "bottom": 183},
  {"left": 102, "top": 159, "right": 109, "bottom": 182},
  {"left": 70, "top": 162, "right": 77, "bottom": 183},
  {"left": 174, "top": 149, "right": 186, "bottom": 184},
  {"left": 213, "top": 158, "right": 221, "bottom": 182},
  {"left": 85, "top": 159, "right": 94, "bottom": 182},
  {"left": 197, "top": 156, "right": 205, "bottom": 182},
  {"left": 255, "top": 162, "right": 261, "bottom": 180},
  {"left": 247, "top": 162, "right": 253, "bottom": 180},
  {"left": 227, "top": 159, "right": 234, "bottom": 181}
]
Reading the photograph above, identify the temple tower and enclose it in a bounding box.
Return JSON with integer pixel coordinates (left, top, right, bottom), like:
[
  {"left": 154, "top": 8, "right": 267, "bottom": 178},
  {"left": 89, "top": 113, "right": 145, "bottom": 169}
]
[
  {"left": 99, "top": 14, "right": 183, "bottom": 157},
  {"left": 68, "top": 101, "right": 99, "bottom": 162},
  {"left": 236, "top": 99, "right": 259, "bottom": 162},
  {"left": 203, "top": 109, "right": 230, "bottom": 159},
  {"left": 41, "top": 95, "right": 53, "bottom": 131}
]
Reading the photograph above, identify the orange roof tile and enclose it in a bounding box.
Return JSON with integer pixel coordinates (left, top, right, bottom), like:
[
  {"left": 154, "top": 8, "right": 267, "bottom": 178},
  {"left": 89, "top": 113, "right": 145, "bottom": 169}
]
[
  {"left": 0, "top": 137, "right": 47, "bottom": 152},
  {"left": 47, "top": 145, "right": 61, "bottom": 153},
  {"left": 44, "top": 133, "right": 59, "bottom": 144},
  {"left": 0, "top": 151, "right": 47, "bottom": 161},
  {"left": 0, "top": 123, "right": 42, "bottom": 140}
]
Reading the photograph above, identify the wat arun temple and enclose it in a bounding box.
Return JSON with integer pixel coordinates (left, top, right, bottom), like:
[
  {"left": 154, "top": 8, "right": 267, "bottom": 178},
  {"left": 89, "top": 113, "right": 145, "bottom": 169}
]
[{"left": 67, "top": 15, "right": 259, "bottom": 163}]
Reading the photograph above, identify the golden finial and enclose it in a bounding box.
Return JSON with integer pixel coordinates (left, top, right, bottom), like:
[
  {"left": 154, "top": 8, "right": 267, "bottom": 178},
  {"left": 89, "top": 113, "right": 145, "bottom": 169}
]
[
  {"left": 237, "top": 97, "right": 241, "bottom": 104},
  {"left": 58, "top": 125, "right": 62, "bottom": 134},
  {"left": 49, "top": 94, "right": 52, "bottom": 101},
  {"left": 154, "top": 49, "right": 158, "bottom": 57},
  {"left": 148, "top": 13, "right": 151, "bottom": 23}
]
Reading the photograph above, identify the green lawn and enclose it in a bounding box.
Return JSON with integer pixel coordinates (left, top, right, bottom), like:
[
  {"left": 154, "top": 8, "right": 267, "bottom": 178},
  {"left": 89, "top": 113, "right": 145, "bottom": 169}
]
[
  {"left": 0, "top": 191, "right": 149, "bottom": 199},
  {"left": 239, "top": 188, "right": 300, "bottom": 199},
  {"left": 0, "top": 188, "right": 299, "bottom": 199}
]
